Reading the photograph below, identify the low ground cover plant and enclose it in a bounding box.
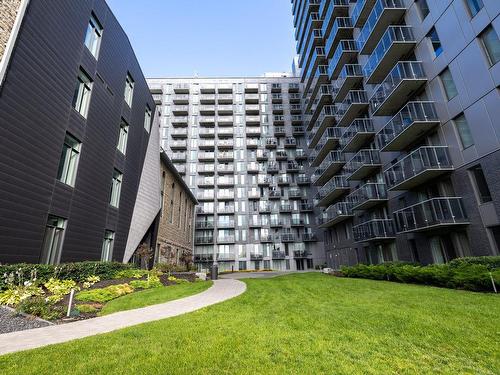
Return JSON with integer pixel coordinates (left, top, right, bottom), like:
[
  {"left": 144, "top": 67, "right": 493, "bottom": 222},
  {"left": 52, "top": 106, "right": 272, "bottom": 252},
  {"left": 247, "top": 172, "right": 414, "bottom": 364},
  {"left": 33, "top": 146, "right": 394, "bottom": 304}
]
[{"left": 340, "top": 256, "right": 500, "bottom": 292}]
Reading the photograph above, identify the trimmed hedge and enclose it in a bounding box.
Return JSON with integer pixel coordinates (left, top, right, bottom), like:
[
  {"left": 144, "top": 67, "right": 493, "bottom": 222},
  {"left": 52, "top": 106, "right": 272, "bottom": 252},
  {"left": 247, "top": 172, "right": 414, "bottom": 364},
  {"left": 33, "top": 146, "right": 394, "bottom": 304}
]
[
  {"left": 340, "top": 257, "right": 500, "bottom": 293},
  {"left": 0, "top": 262, "right": 134, "bottom": 290}
]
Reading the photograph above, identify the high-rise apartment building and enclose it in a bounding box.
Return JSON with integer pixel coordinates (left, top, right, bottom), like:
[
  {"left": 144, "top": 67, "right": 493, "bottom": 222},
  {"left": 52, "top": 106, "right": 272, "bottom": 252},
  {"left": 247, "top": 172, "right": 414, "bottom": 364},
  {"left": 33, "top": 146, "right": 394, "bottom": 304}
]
[
  {"left": 147, "top": 77, "right": 324, "bottom": 271},
  {"left": 292, "top": 0, "right": 500, "bottom": 268}
]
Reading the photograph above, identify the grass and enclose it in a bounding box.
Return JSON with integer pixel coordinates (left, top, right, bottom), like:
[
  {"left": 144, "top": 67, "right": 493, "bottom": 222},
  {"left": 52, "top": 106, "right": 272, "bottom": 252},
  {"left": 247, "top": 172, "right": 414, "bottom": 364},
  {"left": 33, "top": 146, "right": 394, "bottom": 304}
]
[
  {"left": 98, "top": 280, "right": 213, "bottom": 316},
  {"left": 0, "top": 273, "right": 499, "bottom": 374}
]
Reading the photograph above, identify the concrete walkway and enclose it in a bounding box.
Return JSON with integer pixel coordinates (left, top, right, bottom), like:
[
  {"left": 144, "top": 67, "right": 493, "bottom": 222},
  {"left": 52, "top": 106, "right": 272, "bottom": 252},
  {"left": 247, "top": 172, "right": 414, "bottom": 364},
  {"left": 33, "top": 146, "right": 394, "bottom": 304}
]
[
  {"left": 220, "top": 270, "right": 319, "bottom": 279},
  {"left": 0, "top": 279, "right": 246, "bottom": 356}
]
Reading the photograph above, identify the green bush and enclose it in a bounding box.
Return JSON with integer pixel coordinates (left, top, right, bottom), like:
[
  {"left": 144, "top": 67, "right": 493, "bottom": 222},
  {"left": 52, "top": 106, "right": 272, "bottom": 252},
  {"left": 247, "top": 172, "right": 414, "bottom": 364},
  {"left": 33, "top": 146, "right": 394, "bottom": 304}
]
[
  {"left": 16, "top": 296, "right": 64, "bottom": 321},
  {"left": 0, "top": 262, "right": 134, "bottom": 290},
  {"left": 75, "top": 284, "right": 134, "bottom": 303},
  {"left": 113, "top": 269, "right": 149, "bottom": 279},
  {"left": 129, "top": 276, "right": 162, "bottom": 289},
  {"left": 76, "top": 304, "right": 99, "bottom": 314},
  {"left": 340, "top": 257, "right": 500, "bottom": 292}
]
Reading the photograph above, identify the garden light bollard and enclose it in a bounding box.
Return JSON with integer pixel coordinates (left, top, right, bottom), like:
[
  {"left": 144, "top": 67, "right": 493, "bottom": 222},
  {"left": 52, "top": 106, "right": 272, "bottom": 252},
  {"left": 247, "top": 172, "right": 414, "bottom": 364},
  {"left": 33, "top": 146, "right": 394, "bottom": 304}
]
[
  {"left": 490, "top": 272, "right": 497, "bottom": 294},
  {"left": 67, "top": 288, "right": 75, "bottom": 317}
]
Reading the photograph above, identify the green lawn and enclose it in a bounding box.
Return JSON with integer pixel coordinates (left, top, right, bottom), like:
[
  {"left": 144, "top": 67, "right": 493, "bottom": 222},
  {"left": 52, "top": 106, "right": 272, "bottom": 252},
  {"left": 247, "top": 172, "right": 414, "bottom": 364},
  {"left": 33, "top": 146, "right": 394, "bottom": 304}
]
[
  {"left": 1, "top": 273, "right": 499, "bottom": 374},
  {"left": 98, "top": 280, "right": 213, "bottom": 316}
]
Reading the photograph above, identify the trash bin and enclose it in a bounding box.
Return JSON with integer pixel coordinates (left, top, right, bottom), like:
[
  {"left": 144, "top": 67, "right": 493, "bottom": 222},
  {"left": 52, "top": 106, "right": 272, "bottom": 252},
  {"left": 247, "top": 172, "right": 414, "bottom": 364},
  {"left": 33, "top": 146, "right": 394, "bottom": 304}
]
[{"left": 210, "top": 264, "right": 219, "bottom": 280}]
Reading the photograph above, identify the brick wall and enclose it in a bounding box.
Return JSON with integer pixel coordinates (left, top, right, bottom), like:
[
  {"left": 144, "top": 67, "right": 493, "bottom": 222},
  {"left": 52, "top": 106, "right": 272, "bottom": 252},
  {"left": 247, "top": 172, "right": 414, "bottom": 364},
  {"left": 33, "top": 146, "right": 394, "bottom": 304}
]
[
  {"left": 0, "top": 0, "right": 22, "bottom": 62},
  {"left": 156, "top": 161, "right": 196, "bottom": 264}
]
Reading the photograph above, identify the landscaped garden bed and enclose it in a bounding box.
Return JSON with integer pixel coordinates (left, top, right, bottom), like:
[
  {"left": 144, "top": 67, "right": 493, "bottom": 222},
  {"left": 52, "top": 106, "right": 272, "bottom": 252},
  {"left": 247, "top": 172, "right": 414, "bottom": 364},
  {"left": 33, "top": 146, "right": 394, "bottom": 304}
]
[
  {"left": 0, "top": 262, "right": 209, "bottom": 327},
  {"left": 337, "top": 256, "right": 500, "bottom": 292}
]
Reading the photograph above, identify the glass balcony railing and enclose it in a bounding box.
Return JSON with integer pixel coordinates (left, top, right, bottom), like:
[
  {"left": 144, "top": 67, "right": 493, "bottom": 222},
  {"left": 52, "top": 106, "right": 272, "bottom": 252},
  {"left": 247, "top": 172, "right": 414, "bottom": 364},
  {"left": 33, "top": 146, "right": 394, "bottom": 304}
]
[
  {"left": 194, "top": 254, "right": 213, "bottom": 262},
  {"left": 357, "top": 0, "right": 406, "bottom": 54},
  {"left": 310, "top": 126, "right": 343, "bottom": 166},
  {"left": 312, "top": 151, "right": 345, "bottom": 184},
  {"left": 348, "top": 183, "right": 388, "bottom": 210},
  {"left": 325, "top": 17, "right": 353, "bottom": 57},
  {"left": 352, "top": 0, "right": 377, "bottom": 27},
  {"left": 353, "top": 219, "right": 395, "bottom": 242},
  {"left": 328, "top": 40, "right": 358, "bottom": 79},
  {"left": 384, "top": 146, "right": 453, "bottom": 190},
  {"left": 335, "top": 90, "right": 369, "bottom": 126},
  {"left": 377, "top": 101, "right": 440, "bottom": 151},
  {"left": 317, "top": 201, "right": 353, "bottom": 226},
  {"left": 369, "top": 61, "right": 427, "bottom": 115},
  {"left": 315, "top": 175, "right": 350, "bottom": 203},
  {"left": 363, "top": 26, "right": 416, "bottom": 82},
  {"left": 322, "top": 0, "right": 350, "bottom": 36},
  {"left": 332, "top": 64, "right": 363, "bottom": 103},
  {"left": 394, "top": 197, "right": 469, "bottom": 233},
  {"left": 346, "top": 149, "right": 381, "bottom": 180},
  {"left": 340, "top": 118, "right": 375, "bottom": 152}
]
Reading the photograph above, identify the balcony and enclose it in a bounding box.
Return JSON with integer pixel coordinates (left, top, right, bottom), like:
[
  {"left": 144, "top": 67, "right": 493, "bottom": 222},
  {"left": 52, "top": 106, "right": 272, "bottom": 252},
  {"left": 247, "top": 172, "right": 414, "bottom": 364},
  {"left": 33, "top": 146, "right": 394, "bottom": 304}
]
[
  {"left": 325, "top": 17, "right": 354, "bottom": 59},
  {"left": 305, "top": 65, "right": 329, "bottom": 96},
  {"left": 267, "top": 163, "right": 279, "bottom": 174},
  {"left": 281, "top": 234, "right": 296, "bottom": 242},
  {"left": 170, "top": 129, "right": 188, "bottom": 138},
  {"left": 261, "top": 235, "right": 276, "bottom": 243},
  {"left": 289, "top": 188, "right": 302, "bottom": 199},
  {"left": 195, "top": 236, "right": 214, "bottom": 245},
  {"left": 348, "top": 183, "right": 388, "bottom": 211},
  {"left": 377, "top": 102, "right": 440, "bottom": 151},
  {"left": 198, "top": 177, "right": 215, "bottom": 187},
  {"left": 274, "top": 126, "right": 286, "bottom": 136},
  {"left": 276, "top": 150, "right": 288, "bottom": 160},
  {"left": 199, "top": 140, "right": 215, "bottom": 149},
  {"left": 218, "top": 94, "right": 233, "bottom": 104},
  {"left": 194, "top": 254, "right": 213, "bottom": 262},
  {"left": 322, "top": 0, "right": 350, "bottom": 38},
  {"left": 173, "top": 84, "right": 189, "bottom": 94},
  {"left": 285, "top": 137, "right": 297, "bottom": 148},
  {"left": 340, "top": 119, "right": 375, "bottom": 152},
  {"left": 218, "top": 206, "right": 235, "bottom": 214},
  {"left": 250, "top": 253, "right": 264, "bottom": 261},
  {"left": 218, "top": 117, "right": 234, "bottom": 127},
  {"left": 195, "top": 221, "right": 214, "bottom": 229},
  {"left": 217, "top": 164, "right": 234, "bottom": 174},
  {"left": 353, "top": 219, "right": 395, "bottom": 242},
  {"left": 295, "top": 149, "right": 307, "bottom": 160},
  {"left": 218, "top": 140, "right": 234, "bottom": 149},
  {"left": 290, "top": 104, "right": 302, "bottom": 114},
  {"left": 170, "top": 140, "right": 187, "bottom": 150},
  {"left": 352, "top": 0, "right": 377, "bottom": 27},
  {"left": 291, "top": 115, "right": 302, "bottom": 125},
  {"left": 300, "top": 202, "right": 314, "bottom": 212},
  {"left": 311, "top": 151, "right": 346, "bottom": 186},
  {"left": 370, "top": 61, "right": 427, "bottom": 116},
  {"left": 289, "top": 93, "right": 301, "bottom": 103},
  {"left": 196, "top": 206, "right": 214, "bottom": 215},
  {"left": 245, "top": 83, "right": 259, "bottom": 93},
  {"left": 175, "top": 164, "right": 186, "bottom": 174},
  {"left": 199, "top": 129, "right": 215, "bottom": 138},
  {"left": 308, "top": 105, "right": 338, "bottom": 148},
  {"left": 171, "top": 117, "right": 188, "bottom": 126},
  {"left": 200, "top": 94, "right": 216, "bottom": 104},
  {"left": 328, "top": 40, "right": 358, "bottom": 80},
  {"left": 247, "top": 162, "right": 260, "bottom": 174},
  {"left": 363, "top": 26, "right": 416, "bottom": 84},
  {"left": 246, "top": 104, "right": 260, "bottom": 114},
  {"left": 280, "top": 204, "right": 292, "bottom": 213},
  {"left": 294, "top": 250, "right": 312, "bottom": 258},
  {"left": 291, "top": 218, "right": 305, "bottom": 227},
  {"left": 289, "top": 83, "right": 300, "bottom": 92},
  {"left": 316, "top": 175, "right": 350, "bottom": 207},
  {"left": 245, "top": 94, "right": 259, "bottom": 104},
  {"left": 385, "top": 146, "right": 454, "bottom": 191},
  {"left": 302, "top": 233, "right": 318, "bottom": 242},
  {"left": 258, "top": 176, "right": 271, "bottom": 186},
  {"left": 199, "top": 116, "right": 216, "bottom": 126},
  {"left": 310, "top": 127, "right": 343, "bottom": 167},
  {"left": 357, "top": 0, "right": 406, "bottom": 55},
  {"left": 217, "top": 253, "right": 235, "bottom": 262},
  {"left": 318, "top": 202, "right": 354, "bottom": 228},
  {"left": 272, "top": 251, "right": 286, "bottom": 259},
  {"left": 307, "top": 84, "right": 333, "bottom": 124},
  {"left": 217, "top": 152, "right": 234, "bottom": 162},
  {"left": 278, "top": 175, "right": 291, "bottom": 185},
  {"left": 171, "top": 152, "right": 187, "bottom": 162},
  {"left": 335, "top": 90, "right": 369, "bottom": 127},
  {"left": 246, "top": 127, "right": 261, "bottom": 137},
  {"left": 394, "top": 197, "right": 469, "bottom": 233},
  {"left": 297, "top": 175, "right": 310, "bottom": 185},
  {"left": 293, "top": 126, "right": 305, "bottom": 135},
  {"left": 217, "top": 221, "right": 235, "bottom": 229},
  {"left": 199, "top": 105, "right": 215, "bottom": 115},
  {"left": 248, "top": 191, "right": 261, "bottom": 200},
  {"left": 218, "top": 236, "right": 235, "bottom": 244},
  {"left": 266, "top": 138, "right": 278, "bottom": 149},
  {"left": 246, "top": 115, "right": 261, "bottom": 125},
  {"left": 218, "top": 191, "right": 234, "bottom": 201},
  {"left": 172, "top": 94, "right": 189, "bottom": 104},
  {"left": 198, "top": 191, "right": 215, "bottom": 201},
  {"left": 256, "top": 150, "right": 269, "bottom": 161},
  {"left": 217, "top": 177, "right": 235, "bottom": 187},
  {"left": 218, "top": 128, "right": 234, "bottom": 138},
  {"left": 200, "top": 84, "right": 216, "bottom": 94},
  {"left": 172, "top": 106, "right": 189, "bottom": 115},
  {"left": 332, "top": 64, "right": 363, "bottom": 103},
  {"left": 346, "top": 149, "right": 382, "bottom": 181},
  {"left": 246, "top": 139, "right": 259, "bottom": 148}
]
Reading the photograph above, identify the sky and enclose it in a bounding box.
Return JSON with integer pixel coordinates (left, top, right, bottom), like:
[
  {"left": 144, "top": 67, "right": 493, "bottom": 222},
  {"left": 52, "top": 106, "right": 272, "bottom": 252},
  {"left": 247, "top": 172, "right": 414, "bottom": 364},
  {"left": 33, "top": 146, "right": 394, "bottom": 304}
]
[{"left": 105, "top": 0, "right": 297, "bottom": 78}]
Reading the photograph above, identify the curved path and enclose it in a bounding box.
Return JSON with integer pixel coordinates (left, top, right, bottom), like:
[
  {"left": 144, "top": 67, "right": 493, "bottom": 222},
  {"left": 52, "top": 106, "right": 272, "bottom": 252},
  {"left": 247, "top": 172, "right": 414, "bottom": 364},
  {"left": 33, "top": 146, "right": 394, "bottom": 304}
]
[{"left": 0, "top": 279, "right": 246, "bottom": 356}]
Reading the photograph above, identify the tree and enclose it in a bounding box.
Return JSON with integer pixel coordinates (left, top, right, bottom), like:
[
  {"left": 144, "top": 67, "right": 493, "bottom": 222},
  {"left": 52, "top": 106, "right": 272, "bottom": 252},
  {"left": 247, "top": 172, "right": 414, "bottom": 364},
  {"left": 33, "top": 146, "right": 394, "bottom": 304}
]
[{"left": 136, "top": 243, "right": 153, "bottom": 270}]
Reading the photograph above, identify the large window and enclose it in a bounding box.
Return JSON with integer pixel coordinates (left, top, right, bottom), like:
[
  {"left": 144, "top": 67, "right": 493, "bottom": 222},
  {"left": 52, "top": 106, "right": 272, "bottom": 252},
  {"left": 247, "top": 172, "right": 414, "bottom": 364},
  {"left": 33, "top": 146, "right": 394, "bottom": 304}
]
[
  {"left": 144, "top": 105, "right": 152, "bottom": 132},
  {"left": 57, "top": 133, "right": 81, "bottom": 187},
  {"left": 439, "top": 68, "right": 458, "bottom": 100},
  {"left": 465, "top": 0, "right": 484, "bottom": 17},
  {"left": 480, "top": 25, "right": 500, "bottom": 66},
  {"left": 101, "top": 230, "right": 115, "bottom": 261},
  {"left": 416, "top": 0, "right": 430, "bottom": 20},
  {"left": 427, "top": 27, "right": 443, "bottom": 57},
  {"left": 110, "top": 169, "right": 123, "bottom": 208},
  {"left": 453, "top": 113, "right": 474, "bottom": 149},
  {"left": 84, "top": 13, "right": 103, "bottom": 58},
  {"left": 124, "top": 73, "right": 134, "bottom": 107},
  {"left": 469, "top": 165, "right": 492, "bottom": 203},
  {"left": 72, "top": 68, "right": 93, "bottom": 118},
  {"left": 117, "top": 119, "right": 129, "bottom": 154},
  {"left": 40, "top": 215, "right": 66, "bottom": 265}
]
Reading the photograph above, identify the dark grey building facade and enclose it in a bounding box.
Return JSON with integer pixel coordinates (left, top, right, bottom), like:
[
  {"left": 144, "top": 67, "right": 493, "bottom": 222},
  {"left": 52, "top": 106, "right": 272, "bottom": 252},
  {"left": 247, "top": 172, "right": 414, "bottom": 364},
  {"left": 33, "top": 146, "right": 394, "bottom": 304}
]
[
  {"left": 0, "top": 0, "right": 157, "bottom": 264},
  {"left": 292, "top": 0, "right": 500, "bottom": 268}
]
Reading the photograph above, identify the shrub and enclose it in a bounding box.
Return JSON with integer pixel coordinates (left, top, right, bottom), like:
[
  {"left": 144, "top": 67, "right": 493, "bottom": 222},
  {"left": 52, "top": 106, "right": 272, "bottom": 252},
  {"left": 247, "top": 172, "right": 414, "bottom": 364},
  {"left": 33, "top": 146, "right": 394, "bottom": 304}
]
[
  {"left": 76, "top": 304, "right": 98, "bottom": 314},
  {"left": 340, "top": 257, "right": 500, "bottom": 292},
  {"left": 0, "top": 262, "right": 134, "bottom": 290},
  {"left": 154, "top": 263, "right": 196, "bottom": 273},
  {"left": 44, "top": 278, "right": 79, "bottom": 303},
  {"left": 75, "top": 284, "right": 134, "bottom": 303},
  {"left": 113, "top": 269, "right": 149, "bottom": 279},
  {"left": 0, "top": 283, "right": 44, "bottom": 306},
  {"left": 130, "top": 275, "right": 162, "bottom": 289},
  {"left": 16, "top": 296, "right": 64, "bottom": 321},
  {"left": 82, "top": 275, "right": 100, "bottom": 289}
]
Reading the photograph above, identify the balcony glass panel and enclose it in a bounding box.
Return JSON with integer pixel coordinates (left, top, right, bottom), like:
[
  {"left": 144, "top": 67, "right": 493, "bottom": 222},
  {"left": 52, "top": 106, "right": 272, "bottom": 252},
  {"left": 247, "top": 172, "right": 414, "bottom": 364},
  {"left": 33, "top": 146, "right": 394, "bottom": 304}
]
[{"left": 353, "top": 219, "right": 395, "bottom": 242}]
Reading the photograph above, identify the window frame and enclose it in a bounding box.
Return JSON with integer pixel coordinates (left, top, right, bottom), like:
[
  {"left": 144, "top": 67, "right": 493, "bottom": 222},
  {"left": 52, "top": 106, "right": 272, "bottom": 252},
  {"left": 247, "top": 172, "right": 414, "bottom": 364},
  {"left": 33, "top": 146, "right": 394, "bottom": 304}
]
[
  {"left": 117, "top": 119, "right": 129, "bottom": 154},
  {"left": 144, "top": 105, "right": 152, "bottom": 132},
  {"left": 464, "top": 0, "right": 484, "bottom": 18},
  {"left": 427, "top": 27, "right": 443, "bottom": 58},
  {"left": 72, "top": 68, "right": 93, "bottom": 118},
  {"left": 101, "top": 230, "right": 115, "bottom": 262},
  {"left": 84, "top": 13, "right": 103, "bottom": 59},
  {"left": 453, "top": 113, "right": 474, "bottom": 149},
  {"left": 110, "top": 169, "right": 123, "bottom": 208},
  {"left": 57, "top": 133, "right": 81, "bottom": 187},
  {"left": 124, "top": 72, "right": 135, "bottom": 107},
  {"left": 469, "top": 165, "right": 492, "bottom": 204},
  {"left": 416, "top": 0, "right": 430, "bottom": 20},
  {"left": 439, "top": 67, "right": 458, "bottom": 101},
  {"left": 480, "top": 25, "right": 500, "bottom": 67},
  {"left": 40, "top": 215, "right": 67, "bottom": 265}
]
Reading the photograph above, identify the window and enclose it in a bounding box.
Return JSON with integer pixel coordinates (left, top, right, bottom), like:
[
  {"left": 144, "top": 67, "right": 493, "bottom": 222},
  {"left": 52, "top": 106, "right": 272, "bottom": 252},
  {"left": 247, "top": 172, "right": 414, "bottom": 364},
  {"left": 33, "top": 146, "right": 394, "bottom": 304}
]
[
  {"left": 169, "top": 183, "right": 175, "bottom": 223},
  {"left": 144, "top": 106, "right": 152, "bottom": 132},
  {"left": 427, "top": 27, "right": 443, "bottom": 57},
  {"left": 101, "top": 230, "right": 115, "bottom": 261},
  {"left": 439, "top": 68, "right": 458, "bottom": 100},
  {"left": 40, "top": 215, "right": 66, "bottom": 264},
  {"left": 124, "top": 73, "right": 134, "bottom": 106},
  {"left": 117, "top": 119, "right": 129, "bottom": 154},
  {"left": 110, "top": 169, "right": 123, "bottom": 208},
  {"left": 480, "top": 25, "right": 500, "bottom": 66},
  {"left": 72, "top": 68, "right": 93, "bottom": 118},
  {"left": 57, "top": 133, "right": 81, "bottom": 187},
  {"left": 416, "top": 0, "right": 430, "bottom": 20},
  {"left": 465, "top": 0, "right": 484, "bottom": 17},
  {"left": 469, "top": 165, "right": 492, "bottom": 203},
  {"left": 84, "top": 13, "right": 103, "bottom": 58},
  {"left": 453, "top": 113, "right": 474, "bottom": 148}
]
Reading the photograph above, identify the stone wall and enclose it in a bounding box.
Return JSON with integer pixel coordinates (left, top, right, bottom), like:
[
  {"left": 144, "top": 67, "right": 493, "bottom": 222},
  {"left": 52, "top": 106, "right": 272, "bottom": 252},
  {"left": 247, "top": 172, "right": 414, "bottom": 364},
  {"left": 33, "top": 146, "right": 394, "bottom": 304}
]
[
  {"left": 156, "top": 161, "right": 196, "bottom": 264},
  {"left": 0, "top": 0, "right": 22, "bottom": 62}
]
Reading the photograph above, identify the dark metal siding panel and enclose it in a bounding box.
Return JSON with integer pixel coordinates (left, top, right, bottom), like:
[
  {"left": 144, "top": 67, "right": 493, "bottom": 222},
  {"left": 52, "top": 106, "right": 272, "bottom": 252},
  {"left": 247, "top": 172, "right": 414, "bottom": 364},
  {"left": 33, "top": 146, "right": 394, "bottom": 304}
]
[{"left": 0, "top": 0, "right": 154, "bottom": 264}]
